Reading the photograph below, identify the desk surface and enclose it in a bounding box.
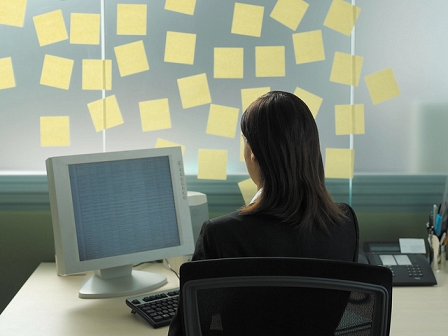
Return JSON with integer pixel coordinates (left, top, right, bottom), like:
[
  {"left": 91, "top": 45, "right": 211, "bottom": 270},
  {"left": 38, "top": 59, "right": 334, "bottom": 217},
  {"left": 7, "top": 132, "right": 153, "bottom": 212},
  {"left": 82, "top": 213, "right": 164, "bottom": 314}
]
[
  {"left": 1, "top": 262, "right": 447, "bottom": 335},
  {"left": 0, "top": 262, "right": 178, "bottom": 336}
]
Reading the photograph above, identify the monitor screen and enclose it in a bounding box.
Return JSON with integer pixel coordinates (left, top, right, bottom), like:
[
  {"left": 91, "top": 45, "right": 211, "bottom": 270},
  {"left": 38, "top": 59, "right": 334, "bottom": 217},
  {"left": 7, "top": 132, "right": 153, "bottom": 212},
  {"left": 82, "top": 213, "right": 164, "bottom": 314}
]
[{"left": 46, "top": 147, "right": 195, "bottom": 299}]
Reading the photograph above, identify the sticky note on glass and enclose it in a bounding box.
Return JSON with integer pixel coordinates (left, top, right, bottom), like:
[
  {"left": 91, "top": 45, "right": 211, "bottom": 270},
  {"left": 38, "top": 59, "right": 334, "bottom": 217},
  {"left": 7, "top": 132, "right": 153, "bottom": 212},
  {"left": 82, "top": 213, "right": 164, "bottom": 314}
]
[
  {"left": 238, "top": 178, "right": 258, "bottom": 205},
  {"left": 33, "top": 10, "right": 68, "bottom": 46},
  {"left": 214, "top": 47, "right": 244, "bottom": 79},
  {"left": 0, "top": 0, "right": 27, "bottom": 27},
  {"left": 335, "top": 104, "right": 365, "bottom": 135},
  {"left": 293, "top": 87, "right": 322, "bottom": 118},
  {"left": 40, "top": 116, "right": 70, "bottom": 147},
  {"left": 292, "top": 30, "right": 325, "bottom": 64},
  {"left": 164, "top": 31, "right": 196, "bottom": 65},
  {"left": 365, "top": 68, "right": 400, "bottom": 105},
  {"left": 324, "top": 0, "right": 360, "bottom": 36},
  {"left": 114, "top": 40, "right": 149, "bottom": 77},
  {"left": 139, "top": 98, "right": 172, "bottom": 131},
  {"left": 206, "top": 104, "right": 239, "bottom": 138},
  {"left": 165, "top": 0, "right": 196, "bottom": 15},
  {"left": 240, "top": 133, "right": 245, "bottom": 162},
  {"left": 255, "top": 46, "right": 285, "bottom": 77},
  {"left": 117, "top": 4, "right": 147, "bottom": 35},
  {"left": 0, "top": 57, "right": 16, "bottom": 90},
  {"left": 40, "top": 55, "right": 73, "bottom": 90},
  {"left": 241, "top": 87, "right": 270, "bottom": 112},
  {"left": 70, "top": 13, "right": 100, "bottom": 45},
  {"left": 270, "top": 0, "right": 308, "bottom": 31},
  {"left": 198, "top": 149, "right": 227, "bottom": 180},
  {"left": 82, "top": 59, "right": 112, "bottom": 90},
  {"left": 330, "top": 51, "right": 363, "bottom": 86},
  {"left": 325, "top": 148, "right": 354, "bottom": 179},
  {"left": 87, "top": 95, "right": 124, "bottom": 132},
  {"left": 156, "top": 138, "right": 186, "bottom": 154},
  {"left": 231, "top": 3, "right": 264, "bottom": 37},
  {"left": 177, "top": 73, "right": 211, "bottom": 109}
]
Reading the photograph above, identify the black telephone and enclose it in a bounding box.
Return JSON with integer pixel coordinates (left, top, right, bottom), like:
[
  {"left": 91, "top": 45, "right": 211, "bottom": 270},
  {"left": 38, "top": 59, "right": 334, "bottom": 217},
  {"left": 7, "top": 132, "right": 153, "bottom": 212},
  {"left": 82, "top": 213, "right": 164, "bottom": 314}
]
[{"left": 362, "top": 242, "right": 437, "bottom": 286}]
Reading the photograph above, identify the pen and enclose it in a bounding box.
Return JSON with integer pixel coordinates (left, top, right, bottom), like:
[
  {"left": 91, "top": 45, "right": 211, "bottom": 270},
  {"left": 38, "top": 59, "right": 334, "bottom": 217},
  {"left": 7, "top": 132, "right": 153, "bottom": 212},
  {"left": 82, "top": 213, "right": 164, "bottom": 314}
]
[{"left": 435, "top": 214, "right": 443, "bottom": 237}]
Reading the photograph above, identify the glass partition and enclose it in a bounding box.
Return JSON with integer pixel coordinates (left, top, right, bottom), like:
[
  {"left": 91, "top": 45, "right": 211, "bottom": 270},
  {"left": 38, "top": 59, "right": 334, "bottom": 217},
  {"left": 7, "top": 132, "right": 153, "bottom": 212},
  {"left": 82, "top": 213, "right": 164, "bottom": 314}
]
[{"left": 1, "top": 0, "right": 447, "bottom": 177}]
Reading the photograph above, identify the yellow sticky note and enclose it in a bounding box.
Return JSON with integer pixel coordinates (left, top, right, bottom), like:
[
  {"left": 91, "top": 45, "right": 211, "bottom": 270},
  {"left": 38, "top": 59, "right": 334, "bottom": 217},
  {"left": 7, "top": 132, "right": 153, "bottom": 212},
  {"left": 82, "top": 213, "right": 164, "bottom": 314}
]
[
  {"left": 293, "top": 87, "right": 323, "bottom": 118},
  {"left": 365, "top": 68, "right": 400, "bottom": 105},
  {"left": 325, "top": 148, "right": 354, "bottom": 179},
  {"left": 177, "top": 73, "right": 211, "bottom": 109},
  {"left": 164, "top": 31, "right": 196, "bottom": 65},
  {"left": 33, "top": 10, "right": 68, "bottom": 46},
  {"left": 335, "top": 104, "right": 365, "bottom": 135},
  {"left": 214, "top": 47, "right": 244, "bottom": 79},
  {"left": 255, "top": 46, "right": 285, "bottom": 77},
  {"left": 0, "top": 57, "right": 16, "bottom": 90},
  {"left": 240, "top": 133, "right": 245, "bottom": 162},
  {"left": 330, "top": 51, "right": 363, "bottom": 86},
  {"left": 206, "top": 104, "right": 240, "bottom": 138},
  {"left": 292, "top": 30, "right": 325, "bottom": 64},
  {"left": 40, "top": 55, "right": 73, "bottom": 90},
  {"left": 82, "top": 59, "right": 112, "bottom": 90},
  {"left": 40, "top": 116, "right": 70, "bottom": 147},
  {"left": 140, "top": 98, "right": 171, "bottom": 132},
  {"left": 164, "top": 0, "right": 196, "bottom": 15},
  {"left": 87, "top": 95, "right": 124, "bottom": 132},
  {"left": 198, "top": 149, "right": 227, "bottom": 180},
  {"left": 114, "top": 40, "right": 149, "bottom": 77},
  {"left": 231, "top": 3, "right": 264, "bottom": 37},
  {"left": 117, "top": 4, "right": 147, "bottom": 35},
  {"left": 0, "top": 0, "right": 27, "bottom": 27},
  {"left": 324, "top": 0, "right": 360, "bottom": 36},
  {"left": 270, "top": 0, "right": 308, "bottom": 31},
  {"left": 238, "top": 178, "right": 258, "bottom": 205},
  {"left": 70, "top": 13, "right": 100, "bottom": 45},
  {"left": 241, "top": 87, "right": 270, "bottom": 112},
  {"left": 155, "top": 139, "right": 186, "bottom": 154}
]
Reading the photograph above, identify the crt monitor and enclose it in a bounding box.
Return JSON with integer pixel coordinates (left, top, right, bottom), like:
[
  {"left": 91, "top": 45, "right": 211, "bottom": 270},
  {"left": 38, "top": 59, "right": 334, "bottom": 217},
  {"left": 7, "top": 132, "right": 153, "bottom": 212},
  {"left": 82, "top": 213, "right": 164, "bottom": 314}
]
[{"left": 46, "top": 147, "right": 195, "bottom": 299}]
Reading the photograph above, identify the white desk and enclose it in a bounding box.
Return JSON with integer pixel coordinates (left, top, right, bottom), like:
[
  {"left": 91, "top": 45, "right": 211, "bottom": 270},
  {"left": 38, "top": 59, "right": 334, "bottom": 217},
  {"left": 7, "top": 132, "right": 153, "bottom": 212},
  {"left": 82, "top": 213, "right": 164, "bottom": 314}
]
[
  {"left": 390, "top": 266, "right": 448, "bottom": 335},
  {"left": 1, "top": 262, "right": 447, "bottom": 335},
  {"left": 0, "top": 262, "right": 178, "bottom": 336}
]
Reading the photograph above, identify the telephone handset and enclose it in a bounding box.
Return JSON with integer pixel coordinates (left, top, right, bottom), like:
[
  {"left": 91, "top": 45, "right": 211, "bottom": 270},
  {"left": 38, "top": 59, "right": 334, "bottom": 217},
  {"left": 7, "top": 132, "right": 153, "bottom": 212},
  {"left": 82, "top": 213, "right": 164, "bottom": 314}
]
[{"left": 363, "top": 242, "right": 437, "bottom": 286}]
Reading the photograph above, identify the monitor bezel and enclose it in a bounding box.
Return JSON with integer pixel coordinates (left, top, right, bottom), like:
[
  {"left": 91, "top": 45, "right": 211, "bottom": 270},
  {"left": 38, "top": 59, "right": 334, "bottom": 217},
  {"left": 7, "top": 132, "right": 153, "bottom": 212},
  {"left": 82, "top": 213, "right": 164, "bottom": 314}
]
[{"left": 46, "top": 147, "right": 194, "bottom": 276}]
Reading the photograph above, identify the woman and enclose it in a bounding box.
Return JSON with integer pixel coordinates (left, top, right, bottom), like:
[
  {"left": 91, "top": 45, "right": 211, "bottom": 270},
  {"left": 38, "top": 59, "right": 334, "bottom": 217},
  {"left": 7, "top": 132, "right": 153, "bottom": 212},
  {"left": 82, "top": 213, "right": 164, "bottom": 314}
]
[{"left": 168, "top": 91, "right": 359, "bottom": 335}]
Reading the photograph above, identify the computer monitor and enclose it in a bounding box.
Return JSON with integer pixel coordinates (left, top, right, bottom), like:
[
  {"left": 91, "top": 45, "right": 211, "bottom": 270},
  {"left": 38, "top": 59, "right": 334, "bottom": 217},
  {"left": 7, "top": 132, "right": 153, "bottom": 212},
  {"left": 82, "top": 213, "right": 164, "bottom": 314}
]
[{"left": 46, "top": 147, "right": 195, "bottom": 299}]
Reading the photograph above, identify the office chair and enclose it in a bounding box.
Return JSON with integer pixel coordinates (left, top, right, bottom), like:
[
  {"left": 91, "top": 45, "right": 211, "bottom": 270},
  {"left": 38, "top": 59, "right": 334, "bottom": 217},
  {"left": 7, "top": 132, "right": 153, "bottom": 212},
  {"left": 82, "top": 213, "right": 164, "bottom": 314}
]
[{"left": 179, "top": 257, "right": 392, "bottom": 336}]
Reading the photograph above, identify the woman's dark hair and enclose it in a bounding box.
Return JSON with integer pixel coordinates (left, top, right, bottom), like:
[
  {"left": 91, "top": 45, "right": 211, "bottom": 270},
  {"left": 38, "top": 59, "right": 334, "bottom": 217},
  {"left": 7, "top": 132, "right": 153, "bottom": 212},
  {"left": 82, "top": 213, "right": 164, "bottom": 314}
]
[{"left": 240, "top": 91, "right": 346, "bottom": 232}]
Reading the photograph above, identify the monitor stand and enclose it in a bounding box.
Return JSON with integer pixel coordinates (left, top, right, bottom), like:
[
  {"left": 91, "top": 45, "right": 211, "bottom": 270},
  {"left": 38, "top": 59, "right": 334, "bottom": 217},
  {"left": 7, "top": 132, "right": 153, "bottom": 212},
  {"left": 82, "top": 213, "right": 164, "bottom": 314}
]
[{"left": 78, "top": 264, "right": 167, "bottom": 299}]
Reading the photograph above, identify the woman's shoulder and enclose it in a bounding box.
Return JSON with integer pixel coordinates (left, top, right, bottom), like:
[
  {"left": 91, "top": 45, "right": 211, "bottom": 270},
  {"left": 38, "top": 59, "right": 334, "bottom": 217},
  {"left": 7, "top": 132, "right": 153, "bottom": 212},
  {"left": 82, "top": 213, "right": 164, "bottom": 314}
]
[
  {"left": 204, "top": 211, "right": 273, "bottom": 232},
  {"left": 336, "top": 202, "right": 357, "bottom": 217},
  {"left": 207, "top": 211, "right": 244, "bottom": 226}
]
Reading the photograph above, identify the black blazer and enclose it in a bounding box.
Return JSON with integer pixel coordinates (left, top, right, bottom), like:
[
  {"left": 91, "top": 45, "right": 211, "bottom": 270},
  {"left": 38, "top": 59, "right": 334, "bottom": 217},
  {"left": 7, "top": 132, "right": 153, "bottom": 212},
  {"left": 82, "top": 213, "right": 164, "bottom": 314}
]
[{"left": 168, "top": 203, "right": 359, "bottom": 336}]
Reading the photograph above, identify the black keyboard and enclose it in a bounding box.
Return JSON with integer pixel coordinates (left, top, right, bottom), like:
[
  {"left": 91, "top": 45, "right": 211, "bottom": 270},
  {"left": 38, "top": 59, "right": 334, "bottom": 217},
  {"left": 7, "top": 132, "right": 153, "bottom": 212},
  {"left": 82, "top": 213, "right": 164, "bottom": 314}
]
[{"left": 126, "top": 288, "right": 179, "bottom": 328}]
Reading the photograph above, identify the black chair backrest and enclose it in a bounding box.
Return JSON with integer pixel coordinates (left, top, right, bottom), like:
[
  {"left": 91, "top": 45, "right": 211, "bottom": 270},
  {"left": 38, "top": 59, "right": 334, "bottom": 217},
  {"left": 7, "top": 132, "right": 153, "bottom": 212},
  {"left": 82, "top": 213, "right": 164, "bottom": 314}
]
[{"left": 180, "top": 257, "right": 392, "bottom": 336}]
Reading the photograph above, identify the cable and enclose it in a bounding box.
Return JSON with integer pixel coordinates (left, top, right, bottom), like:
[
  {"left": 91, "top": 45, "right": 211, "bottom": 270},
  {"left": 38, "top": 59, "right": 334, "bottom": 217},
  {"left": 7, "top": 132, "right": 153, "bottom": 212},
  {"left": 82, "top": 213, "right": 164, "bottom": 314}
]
[{"left": 164, "top": 258, "right": 180, "bottom": 280}]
